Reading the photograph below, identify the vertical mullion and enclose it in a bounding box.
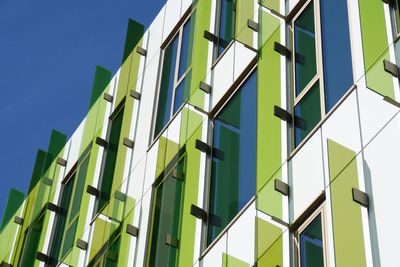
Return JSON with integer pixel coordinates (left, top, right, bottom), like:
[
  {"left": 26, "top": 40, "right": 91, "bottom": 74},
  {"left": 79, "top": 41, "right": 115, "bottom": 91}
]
[
  {"left": 314, "top": 0, "right": 325, "bottom": 117},
  {"left": 171, "top": 28, "right": 184, "bottom": 118}
]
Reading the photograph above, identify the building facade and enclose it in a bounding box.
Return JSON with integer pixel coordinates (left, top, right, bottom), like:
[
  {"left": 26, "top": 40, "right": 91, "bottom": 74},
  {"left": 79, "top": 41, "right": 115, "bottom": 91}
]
[{"left": 1, "top": 0, "right": 399, "bottom": 266}]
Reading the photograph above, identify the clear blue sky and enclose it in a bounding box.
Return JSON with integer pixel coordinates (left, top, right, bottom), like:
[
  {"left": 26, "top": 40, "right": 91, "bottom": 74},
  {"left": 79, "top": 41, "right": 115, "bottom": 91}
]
[{"left": 0, "top": 0, "right": 167, "bottom": 221}]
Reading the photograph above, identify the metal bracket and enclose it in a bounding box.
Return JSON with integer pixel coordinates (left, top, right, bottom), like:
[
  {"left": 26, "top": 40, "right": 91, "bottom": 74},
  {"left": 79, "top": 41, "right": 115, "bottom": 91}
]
[
  {"left": 190, "top": 204, "right": 208, "bottom": 221},
  {"left": 86, "top": 185, "right": 100, "bottom": 197},
  {"left": 36, "top": 252, "right": 50, "bottom": 263},
  {"left": 14, "top": 216, "right": 24, "bottom": 225},
  {"left": 274, "top": 105, "right": 292, "bottom": 123},
  {"left": 123, "top": 138, "right": 134, "bottom": 149},
  {"left": 383, "top": 59, "right": 400, "bottom": 77},
  {"left": 0, "top": 261, "right": 12, "bottom": 267},
  {"left": 274, "top": 179, "right": 289, "bottom": 196},
  {"left": 199, "top": 81, "right": 211, "bottom": 94},
  {"left": 274, "top": 42, "right": 291, "bottom": 58},
  {"left": 247, "top": 19, "right": 259, "bottom": 32},
  {"left": 195, "top": 139, "right": 211, "bottom": 155},
  {"left": 165, "top": 234, "right": 179, "bottom": 248},
  {"left": 76, "top": 239, "right": 88, "bottom": 250},
  {"left": 114, "top": 191, "right": 127, "bottom": 202},
  {"left": 204, "top": 30, "right": 218, "bottom": 43},
  {"left": 130, "top": 90, "right": 141, "bottom": 100},
  {"left": 95, "top": 136, "right": 108, "bottom": 148},
  {"left": 352, "top": 188, "right": 369, "bottom": 208},
  {"left": 103, "top": 93, "right": 114, "bottom": 102},
  {"left": 57, "top": 157, "right": 67, "bottom": 167},
  {"left": 136, "top": 46, "right": 147, "bottom": 56},
  {"left": 47, "top": 202, "right": 61, "bottom": 214},
  {"left": 43, "top": 176, "right": 53, "bottom": 186},
  {"left": 126, "top": 224, "right": 139, "bottom": 237}
]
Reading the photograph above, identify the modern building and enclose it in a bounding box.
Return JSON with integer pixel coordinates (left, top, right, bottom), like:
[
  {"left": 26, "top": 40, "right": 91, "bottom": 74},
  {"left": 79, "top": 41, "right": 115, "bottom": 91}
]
[{"left": 1, "top": 0, "right": 399, "bottom": 266}]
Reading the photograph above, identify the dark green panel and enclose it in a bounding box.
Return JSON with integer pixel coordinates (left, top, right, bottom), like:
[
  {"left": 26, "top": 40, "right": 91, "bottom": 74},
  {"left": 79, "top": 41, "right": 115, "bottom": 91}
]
[
  {"left": 88, "top": 66, "right": 112, "bottom": 110},
  {"left": 28, "top": 150, "right": 47, "bottom": 194},
  {"left": 0, "top": 189, "right": 24, "bottom": 231},
  {"left": 122, "top": 19, "right": 144, "bottom": 64}
]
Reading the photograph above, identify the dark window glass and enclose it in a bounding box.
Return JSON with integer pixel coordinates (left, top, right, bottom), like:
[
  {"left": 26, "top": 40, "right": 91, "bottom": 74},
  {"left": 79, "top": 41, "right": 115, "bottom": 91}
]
[
  {"left": 70, "top": 153, "right": 90, "bottom": 222},
  {"left": 299, "top": 214, "right": 324, "bottom": 267},
  {"left": 294, "top": 2, "right": 317, "bottom": 96},
  {"left": 18, "top": 213, "right": 45, "bottom": 267},
  {"left": 155, "top": 36, "right": 179, "bottom": 137},
  {"left": 149, "top": 160, "right": 184, "bottom": 267},
  {"left": 49, "top": 173, "right": 75, "bottom": 261},
  {"left": 294, "top": 83, "right": 321, "bottom": 147},
  {"left": 87, "top": 228, "right": 121, "bottom": 267},
  {"left": 98, "top": 107, "right": 124, "bottom": 213},
  {"left": 217, "top": 0, "right": 236, "bottom": 57},
  {"left": 61, "top": 219, "right": 78, "bottom": 258},
  {"left": 320, "top": 0, "right": 353, "bottom": 112},
  {"left": 207, "top": 70, "right": 257, "bottom": 245},
  {"left": 178, "top": 18, "right": 193, "bottom": 79}
]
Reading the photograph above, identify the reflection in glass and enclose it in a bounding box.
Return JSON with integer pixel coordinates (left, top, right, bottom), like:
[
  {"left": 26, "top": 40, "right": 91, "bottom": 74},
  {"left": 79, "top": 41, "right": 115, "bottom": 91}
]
[
  {"left": 207, "top": 70, "right": 257, "bottom": 245},
  {"left": 294, "top": 2, "right": 317, "bottom": 96},
  {"left": 178, "top": 18, "right": 193, "bottom": 79},
  {"left": 299, "top": 214, "right": 324, "bottom": 267},
  {"left": 294, "top": 83, "right": 321, "bottom": 146},
  {"left": 217, "top": 0, "right": 236, "bottom": 57}
]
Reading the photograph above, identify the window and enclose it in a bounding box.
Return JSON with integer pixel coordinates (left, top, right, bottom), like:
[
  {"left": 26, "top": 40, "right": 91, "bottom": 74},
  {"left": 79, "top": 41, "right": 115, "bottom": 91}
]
[
  {"left": 294, "top": 205, "right": 327, "bottom": 267},
  {"left": 87, "top": 226, "right": 121, "bottom": 267},
  {"left": 154, "top": 16, "right": 194, "bottom": 138},
  {"left": 147, "top": 157, "right": 185, "bottom": 267},
  {"left": 292, "top": 0, "right": 353, "bottom": 147},
  {"left": 214, "top": 0, "right": 236, "bottom": 60},
  {"left": 207, "top": 69, "right": 257, "bottom": 246},
  {"left": 58, "top": 147, "right": 91, "bottom": 259},
  {"left": 96, "top": 105, "right": 124, "bottom": 214},
  {"left": 391, "top": 0, "right": 400, "bottom": 37}
]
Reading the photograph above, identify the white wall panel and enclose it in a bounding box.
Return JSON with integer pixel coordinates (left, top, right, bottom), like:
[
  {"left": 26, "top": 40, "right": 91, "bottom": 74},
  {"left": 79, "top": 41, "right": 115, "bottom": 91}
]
[
  {"left": 65, "top": 118, "right": 85, "bottom": 174},
  {"left": 233, "top": 41, "right": 257, "bottom": 80},
  {"left": 146, "top": 7, "right": 166, "bottom": 65},
  {"left": 181, "top": 0, "right": 192, "bottom": 16},
  {"left": 142, "top": 141, "right": 159, "bottom": 197},
  {"left": 363, "top": 113, "right": 400, "bottom": 266},
  {"left": 200, "top": 233, "right": 227, "bottom": 267},
  {"left": 289, "top": 129, "right": 324, "bottom": 222},
  {"left": 163, "top": 0, "right": 182, "bottom": 42},
  {"left": 226, "top": 202, "right": 256, "bottom": 265}
]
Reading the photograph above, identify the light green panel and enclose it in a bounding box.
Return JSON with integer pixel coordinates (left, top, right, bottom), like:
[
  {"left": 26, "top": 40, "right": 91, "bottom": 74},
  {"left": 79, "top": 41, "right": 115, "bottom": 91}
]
[
  {"left": 177, "top": 124, "right": 202, "bottom": 266},
  {"left": 256, "top": 217, "right": 282, "bottom": 260},
  {"left": 258, "top": 10, "right": 280, "bottom": 49},
  {"left": 222, "top": 252, "right": 250, "bottom": 267},
  {"left": 116, "top": 208, "right": 135, "bottom": 267},
  {"left": 257, "top": 16, "right": 281, "bottom": 193},
  {"left": 179, "top": 107, "right": 204, "bottom": 148},
  {"left": 259, "top": 0, "right": 280, "bottom": 12},
  {"left": 327, "top": 139, "right": 366, "bottom": 266},
  {"left": 187, "top": 0, "right": 211, "bottom": 109},
  {"left": 256, "top": 169, "right": 282, "bottom": 219},
  {"left": 257, "top": 235, "right": 283, "bottom": 267},
  {"left": 235, "top": 0, "right": 254, "bottom": 47},
  {"left": 115, "top": 54, "right": 133, "bottom": 108},
  {"left": 81, "top": 102, "right": 100, "bottom": 153},
  {"left": 358, "top": 0, "right": 394, "bottom": 98},
  {"left": 88, "top": 216, "right": 119, "bottom": 263},
  {"left": 0, "top": 203, "right": 23, "bottom": 263}
]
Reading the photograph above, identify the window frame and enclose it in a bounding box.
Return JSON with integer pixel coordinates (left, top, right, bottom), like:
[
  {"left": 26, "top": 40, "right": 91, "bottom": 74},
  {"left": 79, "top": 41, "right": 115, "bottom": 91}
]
[
  {"left": 290, "top": 0, "right": 325, "bottom": 149},
  {"left": 203, "top": 65, "right": 257, "bottom": 250},
  {"left": 293, "top": 203, "right": 329, "bottom": 267},
  {"left": 152, "top": 13, "right": 194, "bottom": 141}
]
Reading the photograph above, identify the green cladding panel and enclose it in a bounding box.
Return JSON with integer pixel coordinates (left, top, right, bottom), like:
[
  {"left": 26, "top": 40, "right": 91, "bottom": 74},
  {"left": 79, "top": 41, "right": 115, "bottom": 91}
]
[
  {"left": 328, "top": 139, "right": 367, "bottom": 267},
  {"left": 0, "top": 189, "right": 24, "bottom": 231}
]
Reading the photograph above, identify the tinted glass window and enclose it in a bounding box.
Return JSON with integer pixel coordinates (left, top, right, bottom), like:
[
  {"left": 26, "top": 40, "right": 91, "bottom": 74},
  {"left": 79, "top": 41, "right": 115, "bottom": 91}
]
[
  {"left": 299, "top": 214, "right": 324, "bottom": 267},
  {"left": 294, "top": 2, "right": 317, "bottom": 96},
  {"left": 217, "top": 0, "right": 236, "bottom": 57},
  {"left": 207, "top": 70, "right": 257, "bottom": 245},
  {"left": 178, "top": 18, "right": 193, "bottom": 79},
  {"left": 320, "top": 0, "right": 353, "bottom": 112}
]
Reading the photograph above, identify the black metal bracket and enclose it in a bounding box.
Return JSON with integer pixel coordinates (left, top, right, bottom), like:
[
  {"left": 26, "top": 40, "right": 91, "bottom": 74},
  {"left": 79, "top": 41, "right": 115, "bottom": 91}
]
[
  {"left": 95, "top": 136, "right": 108, "bottom": 148},
  {"left": 36, "top": 252, "right": 50, "bottom": 264},
  {"left": 274, "top": 179, "right": 289, "bottom": 196},
  {"left": 247, "top": 19, "right": 259, "bottom": 32},
  {"left": 57, "top": 157, "right": 67, "bottom": 167},
  {"left": 103, "top": 93, "right": 114, "bottom": 102},
  {"left": 195, "top": 139, "right": 212, "bottom": 155},
  {"left": 123, "top": 138, "right": 135, "bottom": 149},
  {"left": 130, "top": 90, "right": 141, "bottom": 100},
  {"left": 352, "top": 188, "right": 369, "bottom": 208},
  {"left": 274, "top": 105, "right": 292, "bottom": 124},
  {"left": 46, "top": 202, "right": 61, "bottom": 214},
  {"left": 86, "top": 185, "right": 100, "bottom": 197},
  {"left": 76, "top": 239, "right": 88, "bottom": 250},
  {"left": 14, "top": 216, "right": 24, "bottom": 225},
  {"left": 190, "top": 204, "right": 208, "bottom": 221},
  {"left": 136, "top": 46, "right": 147, "bottom": 56},
  {"left": 204, "top": 30, "right": 218, "bottom": 43},
  {"left": 274, "top": 42, "right": 291, "bottom": 58},
  {"left": 199, "top": 81, "right": 211, "bottom": 94},
  {"left": 383, "top": 59, "right": 400, "bottom": 77},
  {"left": 126, "top": 224, "right": 139, "bottom": 237}
]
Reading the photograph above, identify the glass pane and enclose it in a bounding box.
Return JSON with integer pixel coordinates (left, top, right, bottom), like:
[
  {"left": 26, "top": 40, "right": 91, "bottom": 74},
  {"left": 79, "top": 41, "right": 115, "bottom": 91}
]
[
  {"left": 217, "top": 0, "right": 236, "bottom": 57},
  {"left": 207, "top": 70, "right": 257, "bottom": 245},
  {"left": 49, "top": 174, "right": 75, "bottom": 260},
  {"left": 70, "top": 152, "right": 91, "bottom": 222},
  {"left": 98, "top": 107, "right": 124, "bottom": 213},
  {"left": 173, "top": 71, "right": 191, "bottom": 114},
  {"left": 155, "top": 36, "right": 179, "bottom": 137},
  {"left": 299, "top": 214, "right": 324, "bottom": 267},
  {"left": 178, "top": 18, "right": 193, "bottom": 79},
  {"left": 294, "top": 2, "right": 317, "bottom": 96},
  {"left": 18, "top": 214, "right": 44, "bottom": 267},
  {"left": 320, "top": 0, "right": 353, "bottom": 112},
  {"left": 294, "top": 82, "right": 321, "bottom": 147},
  {"left": 61, "top": 218, "right": 78, "bottom": 258},
  {"left": 149, "top": 162, "right": 184, "bottom": 267}
]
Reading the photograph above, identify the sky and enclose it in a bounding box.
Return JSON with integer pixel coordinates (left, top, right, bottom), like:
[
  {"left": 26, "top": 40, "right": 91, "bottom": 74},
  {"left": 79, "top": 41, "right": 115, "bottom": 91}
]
[{"left": 0, "top": 0, "right": 167, "bottom": 222}]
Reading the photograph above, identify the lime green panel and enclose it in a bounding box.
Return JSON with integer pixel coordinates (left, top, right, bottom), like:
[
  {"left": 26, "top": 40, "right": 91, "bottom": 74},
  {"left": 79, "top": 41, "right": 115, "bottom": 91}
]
[
  {"left": 256, "top": 217, "right": 282, "bottom": 260},
  {"left": 235, "top": 0, "right": 254, "bottom": 47},
  {"left": 256, "top": 169, "right": 282, "bottom": 219},
  {"left": 258, "top": 10, "right": 280, "bottom": 50},
  {"left": 222, "top": 252, "right": 250, "bottom": 267},
  {"left": 257, "top": 235, "right": 283, "bottom": 267},
  {"left": 187, "top": 0, "right": 211, "bottom": 109},
  {"left": 177, "top": 124, "right": 203, "bottom": 266},
  {"left": 358, "top": 0, "right": 394, "bottom": 98},
  {"left": 0, "top": 202, "right": 23, "bottom": 263},
  {"left": 327, "top": 139, "right": 366, "bottom": 267},
  {"left": 117, "top": 208, "right": 135, "bottom": 267},
  {"left": 259, "top": 0, "right": 280, "bottom": 12},
  {"left": 257, "top": 19, "right": 281, "bottom": 193}
]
